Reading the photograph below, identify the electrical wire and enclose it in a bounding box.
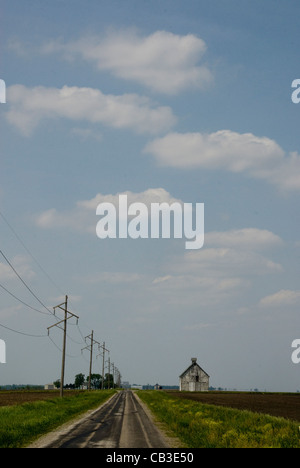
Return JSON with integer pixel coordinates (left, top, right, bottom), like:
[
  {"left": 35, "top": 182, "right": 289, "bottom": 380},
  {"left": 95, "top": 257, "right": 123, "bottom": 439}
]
[
  {"left": 0, "top": 322, "right": 47, "bottom": 338},
  {"left": 0, "top": 281, "right": 51, "bottom": 316},
  {"left": 47, "top": 335, "right": 82, "bottom": 359},
  {"left": 0, "top": 213, "right": 114, "bottom": 375},
  {"left": 0, "top": 210, "right": 65, "bottom": 296},
  {"left": 0, "top": 213, "right": 99, "bottom": 347},
  {"left": 0, "top": 249, "right": 53, "bottom": 316}
]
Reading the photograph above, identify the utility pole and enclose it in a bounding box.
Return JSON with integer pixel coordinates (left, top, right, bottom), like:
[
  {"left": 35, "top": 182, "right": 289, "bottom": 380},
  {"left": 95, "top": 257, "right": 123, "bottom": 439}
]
[
  {"left": 96, "top": 342, "right": 110, "bottom": 389},
  {"left": 101, "top": 342, "right": 109, "bottom": 390},
  {"left": 107, "top": 357, "right": 111, "bottom": 389},
  {"left": 82, "top": 331, "right": 101, "bottom": 390},
  {"left": 112, "top": 362, "right": 115, "bottom": 389},
  {"left": 47, "top": 296, "right": 79, "bottom": 398},
  {"left": 115, "top": 367, "right": 121, "bottom": 388},
  {"left": 89, "top": 330, "right": 94, "bottom": 391}
]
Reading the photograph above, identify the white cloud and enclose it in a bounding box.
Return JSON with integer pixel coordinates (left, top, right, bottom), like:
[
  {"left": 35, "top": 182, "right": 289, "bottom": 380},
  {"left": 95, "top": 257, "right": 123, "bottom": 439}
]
[
  {"left": 41, "top": 30, "right": 213, "bottom": 95},
  {"left": 138, "top": 227, "right": 284, "bottom": 311},
  {"left": 206, "top": 228, "right": 283, "bottom": 250},
  {"left": 35, "top": 188, "right": 183, "bottom": 233},
  {"left": 149, "top": 271, "right": 249, "bottom": 309},
  {"left": 86, "top": 272, "right": 144, "bottom": 285},
  {"left": 177, "top": 227, "right": 284, "bottom": 276},
  {"left": 144, "top": 130, "right": 300, "bottom": 191},
  {"left": 34, "top": 192, "right": 285, "bottom": 309},
  {"left": 154, "top": 227, "right": 284, "bottom": 305},
  {"left": 152, "top": 275, "right": 172, "bottom": 285},
  {"left": 180, "top": 248, "right": 282, "bottom": 276},
  {"left": 6, "top": 85, "right": 177, "bottom": 136},
  {"left": 78, "top": 188, "right": 182, "bottom": 211},
  {"left": 259, "top": 290, "right": 300, "bottom": 308}
]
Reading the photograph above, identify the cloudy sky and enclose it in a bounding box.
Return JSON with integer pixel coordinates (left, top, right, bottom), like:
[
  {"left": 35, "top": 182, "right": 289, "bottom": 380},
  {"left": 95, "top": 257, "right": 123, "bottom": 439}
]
[{"left": 0, "top": 0, "right": 300, "bottom": 391}]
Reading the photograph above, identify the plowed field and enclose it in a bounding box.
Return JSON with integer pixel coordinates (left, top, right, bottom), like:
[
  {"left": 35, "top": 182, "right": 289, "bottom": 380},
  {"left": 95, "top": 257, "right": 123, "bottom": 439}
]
[
  {"left": 166, "top": 392, "right": 300, "bottom": 422},
  {"left": 0, "top": 390, "right": 77, "bottom": 406}
]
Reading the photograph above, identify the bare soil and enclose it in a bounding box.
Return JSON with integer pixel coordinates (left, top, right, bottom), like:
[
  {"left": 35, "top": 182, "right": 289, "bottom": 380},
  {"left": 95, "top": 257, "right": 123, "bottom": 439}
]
[
  {"left": 0, "top": 390, "right": 80, "bottom": 406},
  {"left": 165, "top": 391, "right": 300, "bottom": 422}
]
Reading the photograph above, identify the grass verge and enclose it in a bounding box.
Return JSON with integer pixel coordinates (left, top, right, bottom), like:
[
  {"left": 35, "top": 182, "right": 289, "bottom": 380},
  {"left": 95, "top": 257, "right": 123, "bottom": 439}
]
[
  {"left": 0, "top": 390, "right": 116, "bottom": 448},
  {"left": 137, "top": 391, "right": 300, "bottom": 448}
]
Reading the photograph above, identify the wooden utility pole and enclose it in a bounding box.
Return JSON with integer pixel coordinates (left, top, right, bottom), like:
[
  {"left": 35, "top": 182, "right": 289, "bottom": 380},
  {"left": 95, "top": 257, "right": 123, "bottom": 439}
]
[
  {"left": 96, "top": 342, "right": 110, "bottom": 389},
  {"left": 60, "top": 296, "right": 68, "bottom": 399},
  {"left": 82, "top": 331, "right": 101, "bottom": 390},
  {"left": 112, "top": 362, "right": 115, "bottom": 388},
  {"left": 107, "top": 357, "right": 111, "bottom": 389},
  {"left": 89, "top": 331, "right": 94, "bottom": 391},
  {"left": 101, "top": 342, "right": 109, "bottom": 390},
  {"left": 47, "top": 295, "right": 79, "bottom": 398}
]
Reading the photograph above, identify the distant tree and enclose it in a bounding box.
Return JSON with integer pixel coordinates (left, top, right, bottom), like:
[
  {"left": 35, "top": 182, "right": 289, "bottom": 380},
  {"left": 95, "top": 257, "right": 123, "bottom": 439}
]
[
  {"left": 87, "top": 374, "right": 102, "bottom": 390},
  {"left": 65, "top": 383, "right": 75, "bottom": 390},
  {"left": 53, "top": 380, "right": 61, "bottom": 389},
  {"left": 75, "top": 373, "right": 85, "bottom": 389},
  {"left": 104, "top": 373, "right": 115, "bottom": 389}
]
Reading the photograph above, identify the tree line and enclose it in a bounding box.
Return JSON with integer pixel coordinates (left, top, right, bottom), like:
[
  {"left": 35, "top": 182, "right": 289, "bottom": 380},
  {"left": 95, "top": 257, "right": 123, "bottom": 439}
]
[{"left": 53, "top": 373, "right": 117, "bottom": 390}]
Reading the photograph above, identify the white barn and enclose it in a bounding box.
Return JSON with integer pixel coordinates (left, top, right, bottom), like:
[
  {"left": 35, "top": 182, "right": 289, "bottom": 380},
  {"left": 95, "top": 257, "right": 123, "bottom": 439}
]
[{"left": 179, "top": 358, "right": 209, "bottom": 392}]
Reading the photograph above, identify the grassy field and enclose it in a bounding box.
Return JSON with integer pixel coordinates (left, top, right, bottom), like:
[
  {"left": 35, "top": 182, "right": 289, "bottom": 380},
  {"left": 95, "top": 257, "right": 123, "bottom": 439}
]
[
  {"left": 137, "top": 391, "right": 300, "bottom": 448},
  {"left": 0, "top": 390, "right": 116, "bottom": 448}
]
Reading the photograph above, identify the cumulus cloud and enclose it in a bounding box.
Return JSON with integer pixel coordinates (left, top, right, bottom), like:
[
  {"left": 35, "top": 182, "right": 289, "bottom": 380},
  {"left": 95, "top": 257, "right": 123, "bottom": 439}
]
[
  {"left": 6, "top": 85, "right": 177, "bottom": 136},
  {"left": 144, "top": 130, "right": 300, "bottom": 191},
  {"left": 40, "top": 30, "right": 213, "bottom": 95},
  {"left": 180, "top": 247, "right": 282, "bottom": 277},
  {"left": 145, "top": 225, "right": 284, "bottom": 311},
  {"left": 181, "top": 228, "right": 283, "bottom": 293},
  {"left": 35, "top": 188, "right": 183, "bottom": 233},
  {"left": 259, "top": 290, "right": 300, "bottom": 308},
  {"left": 34, "top": 191, "right": 285, "bottom": 308},
  {"left": 206, "top": 228, "right": 283, "bottom": 251}
]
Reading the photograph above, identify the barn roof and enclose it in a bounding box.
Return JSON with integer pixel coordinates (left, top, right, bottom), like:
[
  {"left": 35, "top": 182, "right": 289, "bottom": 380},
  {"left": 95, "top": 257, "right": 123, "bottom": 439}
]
[{"left": 179, "top": 358, "right": 210, "bottom": 379}]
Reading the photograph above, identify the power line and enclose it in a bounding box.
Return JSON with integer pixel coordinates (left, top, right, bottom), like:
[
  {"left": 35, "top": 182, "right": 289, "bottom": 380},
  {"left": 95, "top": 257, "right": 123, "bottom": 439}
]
[
  {"left": 0, "top": 216, "right": 120, "bottom": 384},
  {"left": 0, "top": 281, "right": 51, "bottom": 316},
  {"left": 0, "top": 322, "right": 47, "bottom": 338},
  {"left": 0, "top": 210, "right": 65, "bottom": 295},
  {"left": 0, "top": 249, "right": 53, "bottom": 316},
  {"left": 48, "top": 335, "right": 81, "bottom": 359}
]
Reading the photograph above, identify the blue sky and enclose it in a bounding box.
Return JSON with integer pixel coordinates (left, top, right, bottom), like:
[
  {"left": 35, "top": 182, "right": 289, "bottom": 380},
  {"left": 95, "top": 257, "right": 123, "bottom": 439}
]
[{"left": 0, "top": 0, "right": 300, "bottom": 391}]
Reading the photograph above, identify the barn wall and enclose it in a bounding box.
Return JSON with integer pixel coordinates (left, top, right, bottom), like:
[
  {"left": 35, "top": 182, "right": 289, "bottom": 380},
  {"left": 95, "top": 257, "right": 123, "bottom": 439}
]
[{"left": 180, "top": 366, "right": 209, "bottom": 392}]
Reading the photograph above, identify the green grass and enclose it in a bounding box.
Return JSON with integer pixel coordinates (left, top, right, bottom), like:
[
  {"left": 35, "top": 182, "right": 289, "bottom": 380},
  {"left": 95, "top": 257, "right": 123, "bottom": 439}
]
[
  {"left": 137, "top": 391, "right": 300, "bottom": 448},
  {"left": 0, "top": 390, "right": 116, "bottom": 448}
]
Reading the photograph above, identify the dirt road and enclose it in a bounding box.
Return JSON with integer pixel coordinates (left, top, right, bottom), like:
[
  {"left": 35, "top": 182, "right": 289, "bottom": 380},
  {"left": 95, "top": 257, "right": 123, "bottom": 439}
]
[{"left": 33, "top": 390, "right": 170, "bottom": 449}]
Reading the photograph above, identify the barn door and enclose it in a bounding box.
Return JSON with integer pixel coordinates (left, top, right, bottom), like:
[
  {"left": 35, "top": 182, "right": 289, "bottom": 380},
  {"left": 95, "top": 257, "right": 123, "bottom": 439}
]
[{"left": 189, "top": 381, "right": 195, "bottom": 392}]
